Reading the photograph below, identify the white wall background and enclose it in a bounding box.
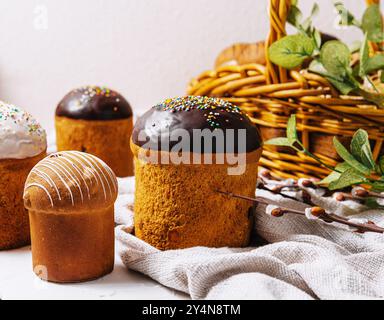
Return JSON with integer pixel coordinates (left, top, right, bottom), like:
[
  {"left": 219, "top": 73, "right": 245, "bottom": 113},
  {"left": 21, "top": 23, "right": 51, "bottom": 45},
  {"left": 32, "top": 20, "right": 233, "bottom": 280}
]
[{"left": 0, "top": 0, "right": 367, "bottom": 131}]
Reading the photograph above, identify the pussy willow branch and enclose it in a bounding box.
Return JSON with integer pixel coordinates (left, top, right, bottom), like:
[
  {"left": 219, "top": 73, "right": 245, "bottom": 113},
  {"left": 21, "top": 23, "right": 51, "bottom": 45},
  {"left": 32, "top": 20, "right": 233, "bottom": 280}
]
[{"left": 216, "top": 190, "right": 384, "bottom": 234}]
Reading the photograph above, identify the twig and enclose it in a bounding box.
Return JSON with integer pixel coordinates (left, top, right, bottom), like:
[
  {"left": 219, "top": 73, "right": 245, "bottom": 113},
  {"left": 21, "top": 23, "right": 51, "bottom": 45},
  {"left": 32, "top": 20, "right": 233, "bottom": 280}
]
[{"left": 216, "top": 190, "right": 384, "bottom": 234}]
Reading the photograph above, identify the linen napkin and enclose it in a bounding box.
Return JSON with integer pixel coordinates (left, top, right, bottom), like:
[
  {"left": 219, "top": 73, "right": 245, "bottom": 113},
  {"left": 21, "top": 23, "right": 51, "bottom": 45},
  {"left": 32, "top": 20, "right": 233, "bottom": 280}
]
[{"left": 115, "top": 176, "right": 384, "bottom": 300}]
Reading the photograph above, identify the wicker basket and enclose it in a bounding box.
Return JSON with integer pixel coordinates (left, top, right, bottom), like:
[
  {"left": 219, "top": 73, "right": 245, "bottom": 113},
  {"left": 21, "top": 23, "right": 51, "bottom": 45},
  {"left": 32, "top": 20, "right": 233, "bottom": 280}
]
[{"left": 188, "top": 0, "right": 383, "bottom": 179}]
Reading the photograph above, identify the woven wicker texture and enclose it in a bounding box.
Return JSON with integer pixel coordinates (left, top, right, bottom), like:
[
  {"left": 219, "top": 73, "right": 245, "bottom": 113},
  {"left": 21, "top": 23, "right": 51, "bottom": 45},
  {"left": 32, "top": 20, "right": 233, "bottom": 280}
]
[{"left": 188, "top": 0, "right": 383, "bottom": 179}]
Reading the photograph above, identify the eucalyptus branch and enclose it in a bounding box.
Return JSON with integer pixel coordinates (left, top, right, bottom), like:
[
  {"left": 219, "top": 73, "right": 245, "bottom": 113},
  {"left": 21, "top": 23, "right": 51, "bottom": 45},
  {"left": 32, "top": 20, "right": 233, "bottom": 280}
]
[
  {"left": 265, "top": 114, "right": 384, "bottom": 200},
  {"left": 270, "top": 1, "right": 384, "bottom": 108},
  {"left": 293, "top": 140, "right": 338, "bottom": 173}
]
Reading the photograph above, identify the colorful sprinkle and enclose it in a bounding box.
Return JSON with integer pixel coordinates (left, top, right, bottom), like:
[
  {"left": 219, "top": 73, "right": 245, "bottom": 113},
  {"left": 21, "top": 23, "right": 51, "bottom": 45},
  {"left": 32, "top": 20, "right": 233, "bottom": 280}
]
[
  {"left": 72, "top": 86, "right": 118, "bottom": 106},
  {"left": 154, "top": 96, "right": 244, "bottom": 128}
]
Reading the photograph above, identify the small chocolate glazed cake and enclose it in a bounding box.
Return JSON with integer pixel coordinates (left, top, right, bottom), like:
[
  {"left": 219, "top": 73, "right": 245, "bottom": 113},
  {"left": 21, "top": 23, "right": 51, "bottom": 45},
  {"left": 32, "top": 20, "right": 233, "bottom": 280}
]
[
  {"left": 131, "top": 96, "right": 263, "bottom": 250},
  {"left": 55, "top": 86, "right": 134, "bottom": 177}
]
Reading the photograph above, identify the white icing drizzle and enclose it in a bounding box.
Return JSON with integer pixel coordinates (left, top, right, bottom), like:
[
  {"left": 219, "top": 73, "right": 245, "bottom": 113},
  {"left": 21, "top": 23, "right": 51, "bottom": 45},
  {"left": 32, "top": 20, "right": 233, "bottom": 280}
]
[
  {"left": 38, "top": 163, "right": 75, "bottom": 206},
  {"left": 65, "top": 152, "right": 99, "bottom": 187},
  {"left": 46, "top": 158, "right": 84, "bottom": 203},
  {"left": 79, "top": 152, "right": 113, "bottom": 196},
  {"left": 32, "top": 168, "right": 62, "bottom": 200},
  {"left": 25, "top": 183, "right": 54, "bottom": 207},
  {"left": 59, "top": 156, "right": 91, "bottom": 200},
  {"left": 24, "top": 151, "right": 117, "bottom": 208},
  {"left": 67, "top": 151, "right": 108, "bottom": 200}
]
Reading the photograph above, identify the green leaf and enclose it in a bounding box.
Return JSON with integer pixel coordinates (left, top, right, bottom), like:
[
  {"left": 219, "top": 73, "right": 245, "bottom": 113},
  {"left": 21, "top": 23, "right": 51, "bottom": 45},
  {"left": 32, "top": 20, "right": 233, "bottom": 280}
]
[
  {"left": 320, "top": 41, "right": 351, "bottom": 77},
  {"left": 370, "top": 182, "right": 384, "bottom": 192},
  {"left": 327, "top": 77, "right": 357, "bottom": 95},
  {"left": 357, "top": 88, "right": 384, "bottom": 109},
  {"left": 362, "top": 4, "right": 384, "bottom": 43},
  {"left": 381, "top": 71, "right": 384, "bottom": 83},
  {"left": 333, "top": 137, "right": 371, "bottom": 175},
  {"left": 378, "top": 156, "right": 384, "bottom": 174},
  {"left": 268, "top": 34, "right": 315, "bottom": 69},
  {"left": 302, "top": 4, "right": 317, "bottom": 31},
  {"left": 319, "top": 171, "right": 341, "bottom": 185},
  {"left": 350, "top": 129, "right": 375, "bottom": 169},
  {"left": 318, "top": 162, "right": 352, "bottom": 185},
  {"left": 287, "top": 5, "right": 303, "bottom": 29},
  {"left": 264, "top": 137, "right": 292, "bottom": 147},
  {"left": 359, "top": 34, "right": 370, "bottom": 78},
  {"left": 335, "top": 162, "right": 353, "bottom": 173},
  {"left": 328, "top": 168, "right": 366, "bottom": 190},
  {"left": 313, "top": 29, "right": 322, "bottom": 49},
  {"left": 286, "top": 115, "right": 298, "bottom": 144},
  {"left": 334, "top": 1, "right": 361, "bottom": 27},
  {"left": 309, "top": 59, "right": 357, "bottom": 94},
  {"left": 364, "top": 197, "right": 381, "bottom": 209},
  {"left": 310, "top": 3, "right": 320, "bottom": 18},
  {"left": 366, "top": 54, "right": 384, "bottom": 74}
]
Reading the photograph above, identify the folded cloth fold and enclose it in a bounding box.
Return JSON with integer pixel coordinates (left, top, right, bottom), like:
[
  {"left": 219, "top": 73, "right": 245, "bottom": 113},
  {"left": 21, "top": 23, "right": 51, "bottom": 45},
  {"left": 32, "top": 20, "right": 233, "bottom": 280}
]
[{"left": 115, "top": 176, "right": 384, "bottom": 300}]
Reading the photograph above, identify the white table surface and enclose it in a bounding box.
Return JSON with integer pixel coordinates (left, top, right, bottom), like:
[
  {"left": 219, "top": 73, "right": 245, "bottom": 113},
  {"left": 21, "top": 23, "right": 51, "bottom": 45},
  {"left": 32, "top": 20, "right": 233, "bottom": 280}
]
[{"left": 0, "top": 244, "right": 188, "bottom": 300}]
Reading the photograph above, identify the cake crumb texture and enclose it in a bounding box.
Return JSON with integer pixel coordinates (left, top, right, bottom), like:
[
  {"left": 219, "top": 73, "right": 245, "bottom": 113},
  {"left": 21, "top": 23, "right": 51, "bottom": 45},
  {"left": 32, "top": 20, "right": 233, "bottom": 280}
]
[
  {"left": 56, "top": 116, "right": 133, "bottom": 177},
  {"left": 0, "top": 152, "right": 45, "bottom": 250},
  {"left": 134, "top": 159, "right": 259, "bottom": 250}
]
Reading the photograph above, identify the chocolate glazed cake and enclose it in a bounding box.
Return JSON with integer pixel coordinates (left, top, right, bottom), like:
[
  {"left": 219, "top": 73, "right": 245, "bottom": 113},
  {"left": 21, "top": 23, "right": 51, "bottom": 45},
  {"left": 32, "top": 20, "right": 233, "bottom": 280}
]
[
  {"left": 131, "top": 96, "right": 263, "bottom": 250},
  {"left": 55, "top": 86, "right": 134, "bottom": 177}
]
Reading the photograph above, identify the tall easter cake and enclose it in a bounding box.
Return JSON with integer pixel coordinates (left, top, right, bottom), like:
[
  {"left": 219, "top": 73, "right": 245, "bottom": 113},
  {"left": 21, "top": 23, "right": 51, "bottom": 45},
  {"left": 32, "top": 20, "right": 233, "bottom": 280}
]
[
  {"left": 55, "top": 86, "right": 134, "bottom": 177},
  {"left": 131, "top": 96, "right": 263, "bottom": 250},
  {"left": 0, "top": 103, "right": 46, "bottom": 249}
]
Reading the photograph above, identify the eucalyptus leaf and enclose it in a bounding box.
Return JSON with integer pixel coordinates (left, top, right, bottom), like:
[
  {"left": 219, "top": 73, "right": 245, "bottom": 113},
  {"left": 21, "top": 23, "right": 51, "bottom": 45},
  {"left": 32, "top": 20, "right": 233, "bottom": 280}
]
[
  {"left": 366, "top": 54, "right": 384, "bottom": 74},
  {"left": 310, "top": 3, "right": 320, "bottom": 17},
  {"left": 319, "top": 171, "right": 341, "bottom": 185},
  {"left": 318, "top": 162, "right": 352, "bottom": 185},
  {"left": 327, "top": 77, "right": 357, "bottom": 95},
  {"left": 370, "top": 182, "right": 384, "bottom": 193},
  {"left": 362, "top": 4, "right": 384, "bottom": 43},
  {"left": 264, "top": 137, "right": 292, "bottom": 147},
  {"left": 334, "top": 1, "right": 361, "bottom": 27},
  {"left": 309, "top": 60, "right": 357, "bottom": 94},
  {"left": 333, "top": 137, "right": 371, "bottom": 174},
  {"left": 364, "top": 197, "right": 381, "bottom": 209},
  {"left": 335, "top": 162, "right": 352, "bottom": 173},
  {"left": 313, "top": 29, "right": 322, "bottom": 49},
  {"left": 286, "top": 115, "right": 298, "bottom": 144},
  {"left": 359, "top": 34, "right": 370, "bottom": 78},
  {"left": 268, "top": 34, "right": 315, "bottom": 69},
  {"left": 379, "top": 156, "right": 384, "bottom": 174},
  {"left": 320, "top": 41, "right": 351, "bottom": 77},
  {"left": 350, "top": 129, "right": 375, "bottom": 169},
  {"left": 328, "top": 168, "right": 366, "bottom": 190},
  {"left": 357, "top": 89, "right": 384, "bottom": 109},
  {"left": 287, "top": 5, "right": 303, "bottom": 29}
]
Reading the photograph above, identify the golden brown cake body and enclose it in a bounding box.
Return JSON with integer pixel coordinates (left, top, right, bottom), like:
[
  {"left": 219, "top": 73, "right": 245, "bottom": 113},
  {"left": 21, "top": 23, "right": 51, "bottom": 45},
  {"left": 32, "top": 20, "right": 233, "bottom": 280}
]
[
  {"left": 0, "top": 152, "right": 46, "bottom": 250},
  {"left": 29, "top": 207, "right": 114, "bottom": 283},
  {"left": 55, "top": 116, "right": 133, "bottom": 177},
  {"left": 24, "top": 151, "right": 118, "bottom": 283},
  {"left": 133, "top": 148, "right": 261, "bottom": 250}
]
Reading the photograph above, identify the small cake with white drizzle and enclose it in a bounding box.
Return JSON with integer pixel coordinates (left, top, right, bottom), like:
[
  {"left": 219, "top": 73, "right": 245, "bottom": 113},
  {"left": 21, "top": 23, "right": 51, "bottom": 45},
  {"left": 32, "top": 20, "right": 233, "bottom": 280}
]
[
  {"left": 23, "top": 151, "right": 118, "bottom": 283},
  {"left": 0, "top": 102, "right": 46, "bottom": 250}
]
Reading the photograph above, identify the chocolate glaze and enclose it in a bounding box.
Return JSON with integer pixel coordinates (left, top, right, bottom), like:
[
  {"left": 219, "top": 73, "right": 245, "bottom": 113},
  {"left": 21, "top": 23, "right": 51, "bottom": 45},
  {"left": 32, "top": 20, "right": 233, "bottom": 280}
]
[
  {"left": 132, "top": 96, "right": 262, "bottom": 153},
  {"left": 56, "top": 86, "right": 132, "bottom": 120}
]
